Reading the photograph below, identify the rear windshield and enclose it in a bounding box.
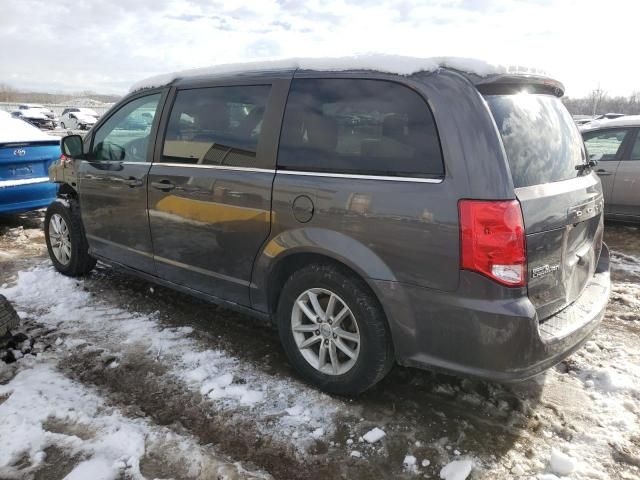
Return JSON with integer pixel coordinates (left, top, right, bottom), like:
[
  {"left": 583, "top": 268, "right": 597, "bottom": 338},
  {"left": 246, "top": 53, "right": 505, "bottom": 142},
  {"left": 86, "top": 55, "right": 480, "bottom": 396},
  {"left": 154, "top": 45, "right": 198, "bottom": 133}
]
[{"left": 485, "top": 94, "right": 585, "bottom": 188}]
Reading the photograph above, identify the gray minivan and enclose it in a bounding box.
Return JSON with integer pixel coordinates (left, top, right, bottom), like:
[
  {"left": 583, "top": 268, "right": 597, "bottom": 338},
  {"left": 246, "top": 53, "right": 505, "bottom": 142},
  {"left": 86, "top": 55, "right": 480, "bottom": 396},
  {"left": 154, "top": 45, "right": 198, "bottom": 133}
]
[{"left": 46, "top": 59, "right": 610, "bottom": 395}]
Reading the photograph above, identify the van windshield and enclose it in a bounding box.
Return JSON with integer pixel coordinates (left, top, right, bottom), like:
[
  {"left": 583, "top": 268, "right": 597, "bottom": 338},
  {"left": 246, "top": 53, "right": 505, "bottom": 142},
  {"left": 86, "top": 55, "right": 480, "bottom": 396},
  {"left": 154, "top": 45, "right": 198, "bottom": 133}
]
[{"left": 485, "top": 94, "right": 586, "bottom": 188}]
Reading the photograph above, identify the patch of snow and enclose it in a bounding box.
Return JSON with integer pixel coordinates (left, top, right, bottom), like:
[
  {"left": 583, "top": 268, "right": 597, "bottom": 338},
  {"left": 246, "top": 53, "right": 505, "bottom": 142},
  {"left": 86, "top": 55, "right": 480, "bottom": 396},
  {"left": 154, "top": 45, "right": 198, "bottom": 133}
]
[
  {"left": 422, "top": 459, "right": 431, "bottom": 467},
  {"left": 549, "top": 448, "right": 577, "bottom": 476},
  {"left": 1, "top": 266, "right": 341, "bottom": 453},
  {"left": 440, "top": 459, "right": 473, "bottom": 480},
  {"left": 64, "top": 458, "right": 120, "bottom": 480},
  {"left": 403, "top": 454, "right": 418, "bottom": 473},
  {"left": 350, "top": 450, "right": 362, "bottom": 458},
  {"left": 130, "top": 54, "right": 515, "bottom": 92},
  {"left": 0, "top": 111, "right": 57, "bottom": 143},
  {"left": 0, "top": 363, "right": 269, "bottom": 479},
  {"left": 362, "top": 427, "right": 386, "bottom": 443}
]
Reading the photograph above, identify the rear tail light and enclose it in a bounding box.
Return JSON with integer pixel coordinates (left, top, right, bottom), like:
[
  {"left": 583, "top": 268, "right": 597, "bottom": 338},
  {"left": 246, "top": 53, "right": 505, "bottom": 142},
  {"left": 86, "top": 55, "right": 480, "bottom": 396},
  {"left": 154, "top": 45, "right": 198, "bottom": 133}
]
[{"left": 459, "top": 199, "right": 527, "bottom": 287}]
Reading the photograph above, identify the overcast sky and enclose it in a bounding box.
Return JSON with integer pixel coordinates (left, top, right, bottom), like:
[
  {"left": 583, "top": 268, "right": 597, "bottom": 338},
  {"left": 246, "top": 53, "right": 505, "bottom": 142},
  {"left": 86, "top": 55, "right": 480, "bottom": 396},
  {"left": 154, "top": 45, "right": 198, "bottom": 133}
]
[{"left": 0, "top": 0, "right": 637, "bottom": 98}]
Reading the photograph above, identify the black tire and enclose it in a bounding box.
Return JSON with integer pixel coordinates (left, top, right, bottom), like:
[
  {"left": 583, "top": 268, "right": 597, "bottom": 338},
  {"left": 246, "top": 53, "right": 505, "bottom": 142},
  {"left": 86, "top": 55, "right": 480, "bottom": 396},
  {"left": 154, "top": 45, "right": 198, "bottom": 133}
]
[
  {"left": 277, "top": 263, "right": 394, "bottom": 396},
  {"left": 0, "top": 295, "right": 20, "bottom": 338},
  {"left": 44, "top": 198, "right": 97, "bottom": 276}
]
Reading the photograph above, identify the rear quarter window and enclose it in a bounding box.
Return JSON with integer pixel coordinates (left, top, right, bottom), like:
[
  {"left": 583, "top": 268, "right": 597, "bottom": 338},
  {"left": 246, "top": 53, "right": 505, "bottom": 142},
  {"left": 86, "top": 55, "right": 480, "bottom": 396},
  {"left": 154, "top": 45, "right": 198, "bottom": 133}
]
[
  {"left": 485, "top": 94, "right": 586, "bottom": 188},
  {"left": 278, "top": 78, "right": 444, "bottom": 178},
  {"left": 582, "top": 129, "right": 628, "bottom": 161}
]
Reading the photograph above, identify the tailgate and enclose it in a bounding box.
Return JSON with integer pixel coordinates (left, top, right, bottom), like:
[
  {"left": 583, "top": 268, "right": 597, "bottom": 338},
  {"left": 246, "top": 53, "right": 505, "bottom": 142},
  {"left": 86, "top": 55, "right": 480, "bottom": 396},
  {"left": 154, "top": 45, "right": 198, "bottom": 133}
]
[
  {"left": 517, "top": 176, "right": 604, "bottom": 319},
  {"left": 0, "top": 141, "right": 60, "bottom": 186},
  {"left": 484, "top": 93, "right": 604, "bottom": 319}
]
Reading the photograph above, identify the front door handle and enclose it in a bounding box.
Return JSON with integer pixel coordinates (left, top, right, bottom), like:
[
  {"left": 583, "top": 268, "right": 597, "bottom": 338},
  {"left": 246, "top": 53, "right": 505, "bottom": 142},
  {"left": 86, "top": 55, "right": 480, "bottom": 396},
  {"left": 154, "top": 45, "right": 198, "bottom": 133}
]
[
  {"left": 596, "top": 169, "right": 612, "bottom": 176},
  {"left": 151, "top": 180, "right": 176, "bottom": 191},
  {"left": 126, "top": 176, "right": 143, "bottom": 188}
]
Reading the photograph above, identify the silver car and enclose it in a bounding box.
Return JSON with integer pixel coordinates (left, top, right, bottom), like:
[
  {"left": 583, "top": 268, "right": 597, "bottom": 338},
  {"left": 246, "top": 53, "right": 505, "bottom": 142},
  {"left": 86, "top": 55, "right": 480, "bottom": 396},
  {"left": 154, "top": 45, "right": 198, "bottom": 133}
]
[{"left": 581, "top": 115, "right": 640, "bottom": 223}]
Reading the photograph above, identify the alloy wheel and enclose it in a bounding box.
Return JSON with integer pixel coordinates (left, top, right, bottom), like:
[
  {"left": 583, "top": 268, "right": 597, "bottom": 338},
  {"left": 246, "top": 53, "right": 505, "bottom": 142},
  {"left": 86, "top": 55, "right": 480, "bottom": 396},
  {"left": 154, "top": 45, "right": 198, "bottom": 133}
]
[
  {"left": 291, "top": 288, "right": 361, "bottom": 375},
  {"left": 49, "top": 213, "right": 72, "bottom": 265}
]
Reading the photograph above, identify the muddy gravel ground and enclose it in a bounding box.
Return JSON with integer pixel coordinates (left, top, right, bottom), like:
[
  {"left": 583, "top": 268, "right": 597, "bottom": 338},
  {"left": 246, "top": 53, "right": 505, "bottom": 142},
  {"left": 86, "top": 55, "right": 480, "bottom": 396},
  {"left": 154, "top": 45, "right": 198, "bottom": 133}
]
[{"left": 0, "top": 210, "right": 639, "bottom": 480}]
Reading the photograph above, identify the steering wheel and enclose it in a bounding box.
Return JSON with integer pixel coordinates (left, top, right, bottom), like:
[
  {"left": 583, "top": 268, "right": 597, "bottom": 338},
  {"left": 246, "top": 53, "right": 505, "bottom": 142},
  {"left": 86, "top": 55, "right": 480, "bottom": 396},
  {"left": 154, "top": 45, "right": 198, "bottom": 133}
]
[{"left": 124, "top": 136, "right": 148, "bottom": 162}]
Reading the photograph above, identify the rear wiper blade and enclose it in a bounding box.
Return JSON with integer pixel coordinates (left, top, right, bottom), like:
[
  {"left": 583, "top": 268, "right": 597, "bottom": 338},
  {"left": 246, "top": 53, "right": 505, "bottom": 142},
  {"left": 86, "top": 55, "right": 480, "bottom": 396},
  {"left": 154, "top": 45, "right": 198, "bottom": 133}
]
[{"left": 576, "top": 160, "right": 597, "bottom": 171}]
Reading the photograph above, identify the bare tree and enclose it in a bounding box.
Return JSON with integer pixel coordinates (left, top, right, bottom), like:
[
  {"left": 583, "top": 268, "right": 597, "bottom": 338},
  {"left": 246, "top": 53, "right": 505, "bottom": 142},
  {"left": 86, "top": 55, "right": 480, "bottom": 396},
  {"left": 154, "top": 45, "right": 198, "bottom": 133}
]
[
  {"left": 0, "top": 83, "right": 17, "bottom": 102},
  {"left": 589, "top": 84, "right": 606, "bottom": 116}
]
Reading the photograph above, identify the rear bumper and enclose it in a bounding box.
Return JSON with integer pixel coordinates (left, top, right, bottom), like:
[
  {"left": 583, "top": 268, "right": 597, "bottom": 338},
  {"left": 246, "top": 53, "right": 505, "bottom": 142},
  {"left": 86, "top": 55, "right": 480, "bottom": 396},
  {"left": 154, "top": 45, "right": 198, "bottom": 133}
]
[
  {"left": 375, "top": 244, "right": 611, "bottom": 382},
  {"left": 0, "top": 181, "right": 57, "bottom": 214}
]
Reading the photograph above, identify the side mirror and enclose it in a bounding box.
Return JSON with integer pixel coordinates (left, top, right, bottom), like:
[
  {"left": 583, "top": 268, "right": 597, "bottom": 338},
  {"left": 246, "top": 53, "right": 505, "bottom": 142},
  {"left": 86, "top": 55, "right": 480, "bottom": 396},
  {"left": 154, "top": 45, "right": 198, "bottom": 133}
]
[{"left": 61, "top": 135, "right": 83, "bottom": 158}]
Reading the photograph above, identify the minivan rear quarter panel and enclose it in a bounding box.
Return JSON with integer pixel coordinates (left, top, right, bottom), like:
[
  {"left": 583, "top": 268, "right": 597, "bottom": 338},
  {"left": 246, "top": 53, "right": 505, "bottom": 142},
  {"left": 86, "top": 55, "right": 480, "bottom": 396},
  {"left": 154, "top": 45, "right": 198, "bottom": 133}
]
[{"left": 251, "top": 70, "right": 523, "bottom": 358}]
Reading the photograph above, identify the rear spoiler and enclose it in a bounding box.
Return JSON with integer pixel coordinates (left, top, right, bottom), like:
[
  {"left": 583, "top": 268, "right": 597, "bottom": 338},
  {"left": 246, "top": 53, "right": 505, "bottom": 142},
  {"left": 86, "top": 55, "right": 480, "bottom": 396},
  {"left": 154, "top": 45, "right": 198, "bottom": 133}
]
[{"left": 473, "top": 74, "right": 565, "bottom": 97}]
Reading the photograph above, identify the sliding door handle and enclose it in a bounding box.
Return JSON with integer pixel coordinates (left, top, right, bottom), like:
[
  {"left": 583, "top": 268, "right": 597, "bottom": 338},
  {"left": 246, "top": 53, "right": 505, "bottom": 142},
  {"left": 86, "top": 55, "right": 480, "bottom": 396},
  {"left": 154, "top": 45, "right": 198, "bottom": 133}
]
[
  {"left": 126, "top": 176, "right": 143, "bottom": 187},
  {"left": 151, "top": 180, "right": 176, "bottom": 191}
]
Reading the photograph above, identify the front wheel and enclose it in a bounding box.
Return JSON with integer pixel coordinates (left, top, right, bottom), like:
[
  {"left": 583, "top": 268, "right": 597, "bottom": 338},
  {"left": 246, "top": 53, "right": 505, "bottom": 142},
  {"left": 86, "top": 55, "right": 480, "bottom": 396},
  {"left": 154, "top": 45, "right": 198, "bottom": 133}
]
[
  {"left": 277, "top": 264, "right": 394, "bottom": 395},
  {"left": 44, "top": 198, "right": 96, "bottom": 276}
]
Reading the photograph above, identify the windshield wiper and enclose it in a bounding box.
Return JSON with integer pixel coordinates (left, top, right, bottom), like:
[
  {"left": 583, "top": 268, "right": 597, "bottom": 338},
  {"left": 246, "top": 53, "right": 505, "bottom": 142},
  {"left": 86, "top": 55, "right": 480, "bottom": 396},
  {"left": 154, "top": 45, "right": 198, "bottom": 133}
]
[{"left": 576, "top": 160, "right": 597, "bottom": 172}]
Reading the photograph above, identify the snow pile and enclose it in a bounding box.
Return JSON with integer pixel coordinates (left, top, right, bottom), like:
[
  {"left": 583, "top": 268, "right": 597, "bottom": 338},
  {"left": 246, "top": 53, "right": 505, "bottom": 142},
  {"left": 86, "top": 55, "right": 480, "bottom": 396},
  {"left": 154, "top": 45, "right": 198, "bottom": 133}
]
[
  {"left": 440, "top": 458, "right": 473, "bottom": 480},
  {"left": 0, "top": 111, "right": 57, "bottom": 143},
  {"left": 130, "top": 54, "right": 511, "bottom": 91},
  {"left": 549, "top": 448, "right": 577, "bottom": 476},
  {"left": 0, "top": 361, "right": 269, "bottom": 479},
  {"left": 362, "top": 427, "right": 386, "bottom": 443},
  {"left": 402, "top": 454, "right": 418, "bottom": 473},
  {"left": 1, "top": 266, "right": 341, "bottom": 451}
]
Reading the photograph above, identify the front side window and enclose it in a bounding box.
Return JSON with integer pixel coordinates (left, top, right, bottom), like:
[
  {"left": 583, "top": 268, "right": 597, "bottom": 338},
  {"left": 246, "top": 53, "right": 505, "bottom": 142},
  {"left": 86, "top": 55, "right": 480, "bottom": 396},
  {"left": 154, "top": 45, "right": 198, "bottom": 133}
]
[
  {"left": 583, "top": 129, "right": 629, "bottom": 162},
  {"left": 92, "top": 94, "right": 161, "bottom": 162},
  {"left": 277, "top": 79, "right": 444, "bottom": 177},
  {"left": 161, "top": 85, "right": 270, "bottom": 168}
]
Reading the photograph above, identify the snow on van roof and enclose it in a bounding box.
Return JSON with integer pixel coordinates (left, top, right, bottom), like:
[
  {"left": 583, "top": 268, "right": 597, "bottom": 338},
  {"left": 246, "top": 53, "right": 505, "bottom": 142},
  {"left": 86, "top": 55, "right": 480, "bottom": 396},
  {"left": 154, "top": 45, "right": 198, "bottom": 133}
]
[{"left": 130, "top": 55, "right": 547, "bottom": 92}]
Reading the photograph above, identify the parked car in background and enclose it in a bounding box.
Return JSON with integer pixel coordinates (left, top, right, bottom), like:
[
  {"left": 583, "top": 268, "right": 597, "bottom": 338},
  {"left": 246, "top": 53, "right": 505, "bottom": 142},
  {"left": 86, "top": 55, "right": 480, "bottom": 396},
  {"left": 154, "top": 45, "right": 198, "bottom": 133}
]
[
  {"left": 0, "top": 111, "right": 60, "bottom": 214},
  {"left": 59, "top": 108, "right": 99, "bottom": 130},
  {"left": 594, "top": 113, "right": 625, "bottom": 121},
  {"left": 16, "top": 104, "right": 59, "bottom": 127},
  {"left": 47, "top": 58, "right": 610, "bottom": 395},
  {"left": 581, "top": 115, "right": 640, "bottom": 223},
  {"left": 574, "top": 115, "right": 595, "bottom": 126},
  {"left": 11, "top": 106, "right": 56, "bottom": 129}
]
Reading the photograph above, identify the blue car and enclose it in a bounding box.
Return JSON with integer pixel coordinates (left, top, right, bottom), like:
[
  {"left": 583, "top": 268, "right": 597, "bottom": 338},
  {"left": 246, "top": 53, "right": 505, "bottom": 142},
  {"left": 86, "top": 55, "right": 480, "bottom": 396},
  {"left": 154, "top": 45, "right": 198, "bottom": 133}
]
[{"left": 0, "top": 111, "right": 60, "bottom": 214}]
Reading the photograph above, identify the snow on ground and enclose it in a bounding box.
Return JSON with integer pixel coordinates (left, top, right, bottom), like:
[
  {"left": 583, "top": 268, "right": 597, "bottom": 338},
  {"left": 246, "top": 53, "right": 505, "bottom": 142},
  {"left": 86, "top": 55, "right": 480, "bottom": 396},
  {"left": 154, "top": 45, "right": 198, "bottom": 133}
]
[
  {"left": 0, "top": 265, "right": 341, "bottom": 454},
  {"left": 0, "top": 360, "right": 270, "bottom": 479},
  {"left": 1, "top": 219, "right": 639, "bottom": 479}
]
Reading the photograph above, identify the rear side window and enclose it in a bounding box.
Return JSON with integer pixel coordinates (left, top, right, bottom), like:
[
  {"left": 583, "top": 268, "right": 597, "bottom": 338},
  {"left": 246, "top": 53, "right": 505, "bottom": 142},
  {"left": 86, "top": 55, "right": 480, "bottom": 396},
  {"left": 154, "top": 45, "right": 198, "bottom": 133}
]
[
  {"left": 631, "top": 132, "right": 640, "bottom": 160},
  {"left": 278, "top": 79, "right": 443, "bottom": 177},
  {"left": 582, "top": 129, "right": 629, "bottom": 161},
  {"left": 485, "top": 94, "right": 586, "bottom": 188},
  {"left": 162, "top": 85, "right": 270, "bottom": 168}
]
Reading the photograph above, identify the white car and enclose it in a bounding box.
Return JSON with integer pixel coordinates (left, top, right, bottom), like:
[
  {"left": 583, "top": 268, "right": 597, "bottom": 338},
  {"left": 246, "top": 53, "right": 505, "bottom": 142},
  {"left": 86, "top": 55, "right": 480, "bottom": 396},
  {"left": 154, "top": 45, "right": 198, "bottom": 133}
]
[
  {"left": 60, "top": 108, "right": 100, "bottom": 130},
  {"left": 11, "top": 105, "right": 57, "bottom": 129}
]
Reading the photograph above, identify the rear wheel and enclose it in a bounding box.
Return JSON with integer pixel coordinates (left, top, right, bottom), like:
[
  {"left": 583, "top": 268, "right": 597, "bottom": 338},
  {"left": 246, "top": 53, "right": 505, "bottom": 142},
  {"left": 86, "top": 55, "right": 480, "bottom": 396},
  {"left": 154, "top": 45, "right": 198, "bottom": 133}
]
[
  {"left": 277, "top": 264, "right": 394, "bottom": 395},
  {"left": 45, "top": 198, "right": 96, "bottom": 276}
]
